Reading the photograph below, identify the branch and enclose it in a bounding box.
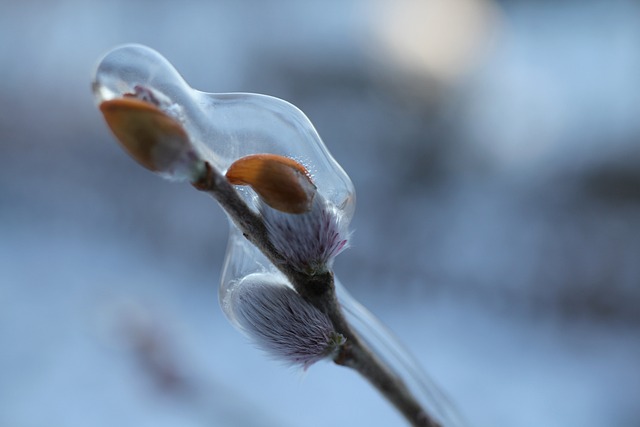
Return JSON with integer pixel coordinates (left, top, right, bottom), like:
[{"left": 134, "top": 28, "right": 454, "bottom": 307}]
[{"left": 192, "top": 162, "right": 441, "bottom": 427}]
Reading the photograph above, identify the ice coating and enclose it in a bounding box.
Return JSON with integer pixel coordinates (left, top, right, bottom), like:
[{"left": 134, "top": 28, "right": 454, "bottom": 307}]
[
  {"left": 335, "top": 279, "right": 466, "bottom": 427},
  {"left": 92, "top": 44, "right": 355, "bottom": 218},
  {"left": 93, "top": 44, "right": 355, "bottom": 328},
  {"left": 93, "top": 44, "right": 459, "bottom": 424},
  {"left": 220, "top": 225, "right": 274, "bottom": 323}
]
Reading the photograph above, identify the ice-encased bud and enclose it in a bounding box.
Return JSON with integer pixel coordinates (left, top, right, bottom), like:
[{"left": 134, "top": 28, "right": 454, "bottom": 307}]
[
  {"left": 226, "top": 154, "right": 317, "bottom": 214},
  {"left": 92, "top": 44, "right": 355, "bottom": 221},
  {"left": 223, "top": 272, "right": 345, "bottom": 369},
  {"left": 225, "top": 154, "right": 349, "bottom": 272},
  {"left": 100, "top": 97, "right": 204, "bottom": 181}
]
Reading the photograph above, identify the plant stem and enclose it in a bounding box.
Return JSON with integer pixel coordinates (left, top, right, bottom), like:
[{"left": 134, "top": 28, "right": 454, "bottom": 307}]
[{"left": 192, "top": 162, "right": 442, "bottom": 427}]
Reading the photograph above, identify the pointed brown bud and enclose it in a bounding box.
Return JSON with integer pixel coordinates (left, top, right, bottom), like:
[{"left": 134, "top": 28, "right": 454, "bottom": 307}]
[
  {"left": 100, "top": 98, "right": 196, "bottom": 177},
  {"left": 226, "top": 154, "right": 317, "bottom": 214}
]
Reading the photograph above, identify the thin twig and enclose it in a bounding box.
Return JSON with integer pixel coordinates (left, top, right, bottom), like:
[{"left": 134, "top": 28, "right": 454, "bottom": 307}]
[{"left": 192, "top": 162, "right": 441, "bottom": 427}]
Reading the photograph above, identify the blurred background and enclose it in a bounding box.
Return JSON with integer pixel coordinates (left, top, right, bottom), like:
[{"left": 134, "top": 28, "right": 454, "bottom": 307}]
[{"left": 1, "top": 0, "right": 639, "bottom": 426}]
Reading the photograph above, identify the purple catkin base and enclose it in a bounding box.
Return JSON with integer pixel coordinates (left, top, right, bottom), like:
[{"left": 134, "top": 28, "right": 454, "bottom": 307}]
[
  {"left": 231, "top": 277, "right": 345, "bottom": 369},
  {"left": 259, "top": 196, "right": 350, "bottom": 274}
]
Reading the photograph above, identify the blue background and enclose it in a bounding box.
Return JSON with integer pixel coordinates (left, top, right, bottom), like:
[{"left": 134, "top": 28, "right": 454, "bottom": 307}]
[{"left": 1, "top": 1, "right": 639, "bottom": 426}]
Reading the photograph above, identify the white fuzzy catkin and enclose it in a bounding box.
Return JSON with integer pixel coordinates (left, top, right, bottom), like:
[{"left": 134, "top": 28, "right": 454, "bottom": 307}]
[
  {"left": 231, "top": 276, "right": 345, "bottom": 369},
  {"left": 260, "top": 195, "right": 350, "bottom": 274}
]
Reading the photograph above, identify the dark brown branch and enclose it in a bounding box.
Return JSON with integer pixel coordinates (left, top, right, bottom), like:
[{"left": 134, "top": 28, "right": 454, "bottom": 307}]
[{"left": 192, "top": 162, "right": 442, "bottom": 427}]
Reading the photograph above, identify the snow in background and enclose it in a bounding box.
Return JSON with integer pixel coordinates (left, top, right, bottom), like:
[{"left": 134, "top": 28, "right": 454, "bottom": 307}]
[{"left": 1, "top": 1, "right": 639, "bottom": 426}]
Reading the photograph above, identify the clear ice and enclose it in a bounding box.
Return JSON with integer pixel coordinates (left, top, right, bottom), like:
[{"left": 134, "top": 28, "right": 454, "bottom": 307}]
[{"left": 92, "top": 44, "right": 462, "bottom": 426}]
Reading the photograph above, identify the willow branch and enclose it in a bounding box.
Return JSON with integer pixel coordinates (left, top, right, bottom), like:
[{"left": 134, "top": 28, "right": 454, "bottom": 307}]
[{"left": 192, "top": 162, "right": 441, "bottom": 427}]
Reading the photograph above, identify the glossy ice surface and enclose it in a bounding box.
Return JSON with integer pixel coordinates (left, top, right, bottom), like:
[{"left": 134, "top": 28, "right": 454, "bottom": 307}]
[
  {"left": 93, "top": 44, "right": 462, "bottom": 426},
  {"left": 92, "top": 44, "right": 355, "bottom": 218}
]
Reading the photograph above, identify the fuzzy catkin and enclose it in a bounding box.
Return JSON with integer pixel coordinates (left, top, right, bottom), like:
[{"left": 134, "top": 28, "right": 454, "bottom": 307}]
[
  {"left": 260, "top": 195, "right": 350, "bottom": 274},
  {"left": 232, "top": 278, "right": 344, "bottom": 369}
]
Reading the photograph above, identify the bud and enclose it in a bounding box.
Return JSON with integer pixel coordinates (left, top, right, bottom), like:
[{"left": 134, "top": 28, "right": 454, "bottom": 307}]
[
  {"left": 226, "top": 154, "right": 317, "bottom": 214},
  {"left": 260, "top": 196, "right": 350, "bottom": 274},
  {"left": 226, "top": 154, "right": 349, "bottom": 273},
  {"left": 226, "top": 274, "right": 345, "bottom": 369},
  {"left": 99, "top": 97, "right": 204, "bottom": 181}
]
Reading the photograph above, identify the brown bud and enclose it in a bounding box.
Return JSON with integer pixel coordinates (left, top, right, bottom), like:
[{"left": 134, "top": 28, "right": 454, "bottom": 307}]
[
  {"left": 99, "top": 98, "right": 191, "bottom": 173},
  {"left": 226, "top": 154, "right": 317, "bottom": 214}
]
